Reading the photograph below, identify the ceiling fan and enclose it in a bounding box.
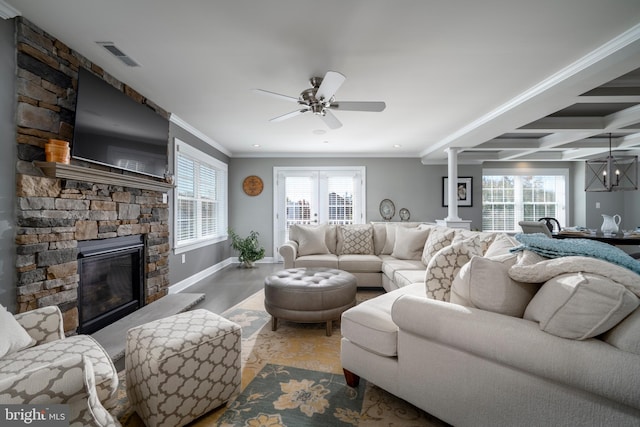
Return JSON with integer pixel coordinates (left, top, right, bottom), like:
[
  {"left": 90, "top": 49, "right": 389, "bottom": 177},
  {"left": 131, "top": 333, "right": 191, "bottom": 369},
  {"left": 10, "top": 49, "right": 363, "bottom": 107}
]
[{"left": 253, "top": 71, "right": 386, "bottom": 129}]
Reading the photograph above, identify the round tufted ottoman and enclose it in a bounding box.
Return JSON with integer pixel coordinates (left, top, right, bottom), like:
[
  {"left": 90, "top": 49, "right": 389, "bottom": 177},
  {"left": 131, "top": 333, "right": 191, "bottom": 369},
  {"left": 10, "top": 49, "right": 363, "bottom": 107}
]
[{"left": 264, "top": 267, "right": 357, "bottom": 336}]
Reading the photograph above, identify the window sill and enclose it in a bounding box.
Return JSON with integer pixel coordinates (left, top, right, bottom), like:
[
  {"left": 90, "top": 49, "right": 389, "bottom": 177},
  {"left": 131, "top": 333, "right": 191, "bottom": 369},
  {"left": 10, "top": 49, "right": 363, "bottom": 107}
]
[{"left": 174, "top": 235, "right": 228, "bottom": 254}]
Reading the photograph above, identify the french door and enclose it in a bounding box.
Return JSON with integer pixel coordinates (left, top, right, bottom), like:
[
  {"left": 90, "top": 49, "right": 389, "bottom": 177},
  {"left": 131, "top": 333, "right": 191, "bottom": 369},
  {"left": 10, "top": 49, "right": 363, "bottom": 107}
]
[{"left": 273, "top": 167, "right": 365, "bottom": 259}]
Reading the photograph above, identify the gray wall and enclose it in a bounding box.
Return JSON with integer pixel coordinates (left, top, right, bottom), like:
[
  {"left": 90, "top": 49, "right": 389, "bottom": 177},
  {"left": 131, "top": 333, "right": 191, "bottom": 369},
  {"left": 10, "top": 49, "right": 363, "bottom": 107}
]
[
  {"left": 167, "top": 122, "right": 232, "bottom": 285},
  {"left": 0, "top": 18, "right": 16, "bottom": 311},
  {"left": 229, "top": 157, "right": 483, "bottom": 257}
]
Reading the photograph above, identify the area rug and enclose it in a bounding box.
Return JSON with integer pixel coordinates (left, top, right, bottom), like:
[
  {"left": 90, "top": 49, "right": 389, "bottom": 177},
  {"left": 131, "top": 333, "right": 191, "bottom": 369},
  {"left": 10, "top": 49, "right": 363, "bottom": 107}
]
[{"left": 114, "top": 289, "right": 449, "bottom": 426}]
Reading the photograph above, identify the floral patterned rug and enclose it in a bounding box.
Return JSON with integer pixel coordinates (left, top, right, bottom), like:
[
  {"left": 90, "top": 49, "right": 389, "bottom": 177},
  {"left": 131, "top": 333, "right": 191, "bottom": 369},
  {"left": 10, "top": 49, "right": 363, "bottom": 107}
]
[{"left": 115, "top": 289, "right": 449, "bottom": 426}]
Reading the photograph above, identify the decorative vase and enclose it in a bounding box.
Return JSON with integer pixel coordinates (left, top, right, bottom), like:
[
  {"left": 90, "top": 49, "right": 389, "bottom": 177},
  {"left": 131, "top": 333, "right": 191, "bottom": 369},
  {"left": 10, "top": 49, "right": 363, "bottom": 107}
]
[
  {"left": 601, "top": 214, "right": 621, "bottom": 235},
  {"left": 45, "top": 139, "right": 70, "bottom": 163}
]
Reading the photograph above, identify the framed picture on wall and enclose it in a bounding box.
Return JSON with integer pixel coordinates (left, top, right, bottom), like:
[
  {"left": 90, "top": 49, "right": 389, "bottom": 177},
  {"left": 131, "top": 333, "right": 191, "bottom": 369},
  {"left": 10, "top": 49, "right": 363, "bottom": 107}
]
[{"left": 442, "top": 177, "right": 473, "bottom": 207}]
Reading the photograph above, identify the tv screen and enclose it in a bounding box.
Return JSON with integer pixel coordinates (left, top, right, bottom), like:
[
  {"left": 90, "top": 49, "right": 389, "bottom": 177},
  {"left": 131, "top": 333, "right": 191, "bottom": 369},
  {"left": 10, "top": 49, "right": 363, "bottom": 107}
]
[{"left": 72, "top": 68, "right": 169, "bottom": 178}]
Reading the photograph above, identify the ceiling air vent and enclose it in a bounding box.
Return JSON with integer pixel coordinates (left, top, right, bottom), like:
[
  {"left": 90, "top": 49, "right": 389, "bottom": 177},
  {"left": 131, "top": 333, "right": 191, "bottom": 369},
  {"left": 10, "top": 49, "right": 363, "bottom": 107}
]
[{"left": 96, "top": 42, "right": 140, "bottom": 67}]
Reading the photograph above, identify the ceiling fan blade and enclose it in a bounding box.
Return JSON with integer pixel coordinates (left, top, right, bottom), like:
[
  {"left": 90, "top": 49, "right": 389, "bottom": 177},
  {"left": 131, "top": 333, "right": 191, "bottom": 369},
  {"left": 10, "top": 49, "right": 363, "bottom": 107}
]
[
  {"left": 253, "top": 88, "right": 299, "bottom": 103},
  {"left": 269, "top": 108, "right": 309, "bottom": 122},
  {"left": 328, "top": 101, "right": 386, "bottom": 112},
  {"left": 320, "top": 110, "right": 342, "bottom": 129},
  {"left": 316, "top": 71, "right": 346, "bottom": 101}
]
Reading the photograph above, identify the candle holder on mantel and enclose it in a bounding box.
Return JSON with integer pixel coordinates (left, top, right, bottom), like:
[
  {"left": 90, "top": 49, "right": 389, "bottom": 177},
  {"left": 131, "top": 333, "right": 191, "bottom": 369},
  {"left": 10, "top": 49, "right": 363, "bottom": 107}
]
[{"left": 44, "top": 139, "right": 70, "bottom": 164}]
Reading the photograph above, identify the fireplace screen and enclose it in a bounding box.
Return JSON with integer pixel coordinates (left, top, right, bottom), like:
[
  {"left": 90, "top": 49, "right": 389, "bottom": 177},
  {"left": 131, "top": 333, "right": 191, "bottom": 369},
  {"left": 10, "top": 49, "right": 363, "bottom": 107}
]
[{"left": 77, "top": 235, "right": 144, "bottom": 334}]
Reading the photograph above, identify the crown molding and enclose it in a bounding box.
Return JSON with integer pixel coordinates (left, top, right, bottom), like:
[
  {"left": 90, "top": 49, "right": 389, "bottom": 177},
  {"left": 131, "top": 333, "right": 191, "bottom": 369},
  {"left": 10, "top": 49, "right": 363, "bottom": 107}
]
[
  {"left": 169, "top": 113, "right": 232, "bottom": 157},
  {"left": 0, "top": 1, "right": 20, "bottom": 19}
]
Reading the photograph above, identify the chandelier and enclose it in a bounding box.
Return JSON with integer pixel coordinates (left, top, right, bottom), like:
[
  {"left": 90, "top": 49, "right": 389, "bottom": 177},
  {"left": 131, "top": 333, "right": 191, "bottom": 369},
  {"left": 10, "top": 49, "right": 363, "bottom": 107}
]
[{"left": 585, "top": 133, "right": 638, "bottom": 192}]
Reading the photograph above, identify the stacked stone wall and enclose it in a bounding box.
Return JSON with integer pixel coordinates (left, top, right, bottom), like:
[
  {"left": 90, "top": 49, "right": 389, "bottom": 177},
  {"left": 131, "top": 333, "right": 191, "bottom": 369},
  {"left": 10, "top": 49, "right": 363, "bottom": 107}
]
[{"left": 13, "top": 18, "right": 171, "bottom": 333}]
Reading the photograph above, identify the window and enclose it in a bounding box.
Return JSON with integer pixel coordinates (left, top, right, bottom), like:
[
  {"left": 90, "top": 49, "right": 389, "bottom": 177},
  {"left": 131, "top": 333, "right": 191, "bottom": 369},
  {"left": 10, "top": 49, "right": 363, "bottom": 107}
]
[
  {"left": 482, "top": 168, "right": 567, "bottom": 232},
  {"left": 174, "top": 139, "right": 227, "bottom": 252}
]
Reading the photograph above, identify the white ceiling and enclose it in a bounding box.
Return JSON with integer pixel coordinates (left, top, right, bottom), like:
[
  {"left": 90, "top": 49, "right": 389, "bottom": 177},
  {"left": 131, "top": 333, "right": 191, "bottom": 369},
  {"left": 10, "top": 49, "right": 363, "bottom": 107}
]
[{"left": 6, "top": 0, "right": 640, "bottom": 162}]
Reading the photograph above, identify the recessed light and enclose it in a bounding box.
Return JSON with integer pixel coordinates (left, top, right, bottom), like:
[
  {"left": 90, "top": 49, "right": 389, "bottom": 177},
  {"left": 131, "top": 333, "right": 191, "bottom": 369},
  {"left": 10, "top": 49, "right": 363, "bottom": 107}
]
[
  {"left": 393, "top": 144, "right": 402, "bottom": 148},
  {"left": 313, "top": 129, "right": 327, "bottom": 135},
  {"left": 252, "top": 144, "right": 261, "bottom": 148},
  {"left": 323, "top": 140, "right": 329, "bottom": 144}
]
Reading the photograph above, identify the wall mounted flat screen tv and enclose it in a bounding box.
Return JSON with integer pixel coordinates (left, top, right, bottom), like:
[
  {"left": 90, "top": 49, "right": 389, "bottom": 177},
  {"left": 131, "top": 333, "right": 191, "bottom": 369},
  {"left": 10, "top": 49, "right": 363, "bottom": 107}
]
[{"left": 72, "top": 68, "right": 169, "bottom": 178}]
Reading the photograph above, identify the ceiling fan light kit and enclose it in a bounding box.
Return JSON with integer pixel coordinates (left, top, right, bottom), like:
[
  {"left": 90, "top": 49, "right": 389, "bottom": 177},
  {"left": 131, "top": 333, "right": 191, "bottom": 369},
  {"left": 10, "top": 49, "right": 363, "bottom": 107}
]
[{"left": 254, "top": 71, "right": 386, "bottom": 129}]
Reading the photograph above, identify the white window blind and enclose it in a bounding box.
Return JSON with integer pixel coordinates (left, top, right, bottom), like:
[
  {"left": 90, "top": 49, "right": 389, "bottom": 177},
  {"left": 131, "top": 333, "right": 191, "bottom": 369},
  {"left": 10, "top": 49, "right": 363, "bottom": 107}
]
[
  {"left": 174, "top": 139, "right": 227, "bottom": 251},
  {"left": 482, "top": 169, "right": 567, "bottom": 233}
]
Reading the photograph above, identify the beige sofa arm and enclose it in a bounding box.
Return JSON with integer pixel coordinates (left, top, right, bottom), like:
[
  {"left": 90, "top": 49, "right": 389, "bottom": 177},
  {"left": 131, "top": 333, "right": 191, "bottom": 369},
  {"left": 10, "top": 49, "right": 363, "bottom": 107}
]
[
  {"left": 0, "top": 354, "right": 121, "bottom": 427},
  {"left": 391, "top": 295, "right": 640, "bottom": 411},
  {"left": 278, "top": 241, "right": 298, "bottom": 269},
  {"left": 14, "top": 305, "right": 65, "bottom": 345}
]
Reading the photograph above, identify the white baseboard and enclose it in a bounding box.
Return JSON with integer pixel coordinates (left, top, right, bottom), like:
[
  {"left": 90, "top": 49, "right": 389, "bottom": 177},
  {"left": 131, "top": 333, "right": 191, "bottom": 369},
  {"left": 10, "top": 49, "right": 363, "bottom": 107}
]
[{"left": 168, "top": 257, "right": 278, "bottom": 294}]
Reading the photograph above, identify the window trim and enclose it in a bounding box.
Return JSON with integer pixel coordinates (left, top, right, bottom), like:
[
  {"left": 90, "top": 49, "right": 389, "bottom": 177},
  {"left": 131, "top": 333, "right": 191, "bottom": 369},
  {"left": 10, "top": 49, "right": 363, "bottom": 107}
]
[
  {"left": 173, "top": 138, "right": 228, "bottom": 254},
  {"left": 482, "top": 167, "right": 570, "bottom": 232}
]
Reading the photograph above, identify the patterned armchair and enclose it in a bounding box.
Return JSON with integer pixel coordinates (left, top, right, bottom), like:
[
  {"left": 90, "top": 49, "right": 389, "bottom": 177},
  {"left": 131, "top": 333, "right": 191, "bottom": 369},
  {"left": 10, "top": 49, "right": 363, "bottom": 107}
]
[{"left": 0, "top": 306, "right": 120, "bottom": 427}]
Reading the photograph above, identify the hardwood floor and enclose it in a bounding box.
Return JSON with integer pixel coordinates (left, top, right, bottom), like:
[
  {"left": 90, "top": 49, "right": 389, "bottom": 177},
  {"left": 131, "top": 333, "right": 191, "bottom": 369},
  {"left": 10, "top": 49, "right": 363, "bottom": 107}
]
[{"left": 187, "top": 262, "right": 284, "bottom": 314}]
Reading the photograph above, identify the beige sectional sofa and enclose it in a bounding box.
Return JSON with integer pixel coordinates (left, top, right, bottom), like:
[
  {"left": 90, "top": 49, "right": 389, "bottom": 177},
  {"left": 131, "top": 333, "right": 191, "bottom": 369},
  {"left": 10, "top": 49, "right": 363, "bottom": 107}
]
[
  {"left": 337, "top": 228, "right": 640, "bottom": 426},
  {"left": 279, "top": 222, "right": 494, "bottom": 291}
]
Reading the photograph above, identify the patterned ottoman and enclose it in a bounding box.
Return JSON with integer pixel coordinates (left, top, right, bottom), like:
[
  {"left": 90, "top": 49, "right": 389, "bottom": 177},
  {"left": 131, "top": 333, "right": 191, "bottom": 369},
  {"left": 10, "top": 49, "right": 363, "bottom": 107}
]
[
  {"left": 264, "top": 267, "right": 357, "bottom": 336},
  {"left": 125, "top": 309, "right": 241, "bottom": 427}
]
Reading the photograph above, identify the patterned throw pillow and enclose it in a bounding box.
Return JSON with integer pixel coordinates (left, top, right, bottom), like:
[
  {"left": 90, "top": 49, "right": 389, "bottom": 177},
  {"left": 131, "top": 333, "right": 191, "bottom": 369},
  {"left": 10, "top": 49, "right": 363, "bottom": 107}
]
[
  {"left": 425, "top": 236, "right": 482, "bottom": 301},
  {"left": 421, "top": 226, "right": 456, "bottom": 265},
  {"left": 338, "top": 224, "right": 374, "bottom": 255}
]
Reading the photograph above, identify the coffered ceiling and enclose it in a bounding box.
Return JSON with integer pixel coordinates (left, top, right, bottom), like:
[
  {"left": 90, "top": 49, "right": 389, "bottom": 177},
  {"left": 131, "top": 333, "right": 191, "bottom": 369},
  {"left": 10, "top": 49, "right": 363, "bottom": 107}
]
[{"left": 5, "top": 0, "right": 640, "bottom": 163}]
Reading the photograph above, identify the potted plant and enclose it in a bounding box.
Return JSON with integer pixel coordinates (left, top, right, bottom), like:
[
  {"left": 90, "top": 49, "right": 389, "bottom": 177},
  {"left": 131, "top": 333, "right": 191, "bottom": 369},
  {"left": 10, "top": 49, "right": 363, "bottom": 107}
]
[{"left": 229, "top": 229, "right": 265, "bottom": 268}]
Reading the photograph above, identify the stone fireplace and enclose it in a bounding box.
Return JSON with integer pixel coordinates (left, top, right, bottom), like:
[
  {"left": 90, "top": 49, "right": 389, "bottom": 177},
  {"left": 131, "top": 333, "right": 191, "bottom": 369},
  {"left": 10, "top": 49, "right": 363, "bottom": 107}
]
[
  {"left": 16, "top": 173, "right": 171, "bottom": 334},
  {"left": 13, "top": 17, "right": 171, "bottom": 334}
]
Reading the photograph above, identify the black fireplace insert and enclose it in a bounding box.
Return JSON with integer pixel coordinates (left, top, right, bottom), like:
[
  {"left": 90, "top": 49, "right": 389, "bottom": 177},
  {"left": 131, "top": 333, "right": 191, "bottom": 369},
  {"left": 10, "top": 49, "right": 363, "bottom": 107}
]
[{"left": 77, "top": 235, "right": 145, "bottom": 334}]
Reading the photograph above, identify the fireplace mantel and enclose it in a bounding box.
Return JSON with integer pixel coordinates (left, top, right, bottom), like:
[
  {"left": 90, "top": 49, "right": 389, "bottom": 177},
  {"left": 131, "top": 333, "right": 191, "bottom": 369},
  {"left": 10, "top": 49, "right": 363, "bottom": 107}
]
[{"left": 34, "top": 161, "right": 174, "bottom": 192}]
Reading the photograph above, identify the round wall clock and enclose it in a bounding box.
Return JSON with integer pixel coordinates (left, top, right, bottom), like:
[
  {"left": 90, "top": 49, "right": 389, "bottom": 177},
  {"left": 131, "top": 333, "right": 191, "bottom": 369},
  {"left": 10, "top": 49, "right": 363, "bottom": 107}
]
[{"left": 242, "top": 175, "right": 264, "bottom": 196}]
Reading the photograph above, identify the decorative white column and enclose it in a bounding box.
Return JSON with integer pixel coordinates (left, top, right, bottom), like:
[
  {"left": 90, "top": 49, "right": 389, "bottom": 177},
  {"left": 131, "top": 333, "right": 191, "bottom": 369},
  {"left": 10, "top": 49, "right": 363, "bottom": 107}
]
[
  {"left": 446, "top": 147, "right": 461, "bottom": 221},
  {"left": 436, "top": 147, "right": 472, "bottom": 230}
]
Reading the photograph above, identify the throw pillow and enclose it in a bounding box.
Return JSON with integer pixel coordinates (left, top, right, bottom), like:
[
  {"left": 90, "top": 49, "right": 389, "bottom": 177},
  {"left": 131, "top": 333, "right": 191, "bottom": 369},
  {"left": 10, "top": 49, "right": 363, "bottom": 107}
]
[
  {"left": 294, "top": 224, "right": 330, "bottom": 256},
  {"left": 338, "top": 224, "right": 374, "bottom": 255},
  {"left": 454, "top": 230, "right": 496, "bottom": 255},
  {"left": 450, "top": 253, "right": 541, "bottom": 317},
  {"left": 421, "top": 226, "right": 456, "bottom": 266},
  {"left": 483, "top": 233, "right": 519, "bottom": 257},
  {"left": 425, "top": 236, "right": 482, "bottom": 301},
  {"left": 602, "top": 309, "right": 640, "bottom": 356},
  {"left": 524, "top": 272, "right": 640, "bottom": 340},
  {"left": 0, "top": 304, "right": 36, "bottom": 358},
  {"left": 391, "top": 226, "right": 430, "bottom": 260}
]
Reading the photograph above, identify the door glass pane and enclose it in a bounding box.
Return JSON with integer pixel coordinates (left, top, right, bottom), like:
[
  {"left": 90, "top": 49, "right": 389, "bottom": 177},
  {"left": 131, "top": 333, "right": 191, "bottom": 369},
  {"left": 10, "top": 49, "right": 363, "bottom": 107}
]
[
  {"left": 327, "top": 176, "right": 354, "bottom": 225},
  {"left": 285, "top": 176, "right": 316, "bottom": 232}
]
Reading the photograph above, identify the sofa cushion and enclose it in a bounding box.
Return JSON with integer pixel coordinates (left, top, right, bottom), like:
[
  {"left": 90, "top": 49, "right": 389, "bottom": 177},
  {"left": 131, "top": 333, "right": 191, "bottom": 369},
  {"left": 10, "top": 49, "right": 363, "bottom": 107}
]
[
  {"left": 425, "top": 236, "right": 482, "bottom": 301},
  {"left": 337, "top": 224, "right": 374, "bottom": 255},
  {"left": 295, "top": 224, "right": 330, "bottom": 256},
  {"left": 393, "top": 269, "right": 427, "bottom": 288},
  {"left": 380, "top": 256, "right": 425, "bottom": 278},
  {"left": 391, "top": 226, "right": 430, "bottom": 260},
  {"left": 290, "top": 223, "right": 337, "bottom": 254},
  {"left": 380, "top": 222, "right": 426, "bottom": 255},
  {"left": 484, "top": 232, "right": 519, "bottom": 257},
  {"left": 602, "top": 308, "right": 640, "bottom": 355},
  {"left": 338, "top": 254, "right": 383, "bottom": 272},
  {"left": 0, "top": 305, "right": 36, "bottom": 358},
  {"left": 341, "top": 283, "right": 425, "bottom": 357},
  {"left": 421, "top": 226, "right": 456, "bottom": 265},
  {"left": 524, "top": 272, "right": 640, "bottom": 340},
  {"left": 372, "top": 222, "right": 387, "bottom": 255},
  {"left": 450, "top": 253, "right": 540, "bottom": 317},
  {"left": 294, "top": 254, "right": 339, "bottom": 269}
]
